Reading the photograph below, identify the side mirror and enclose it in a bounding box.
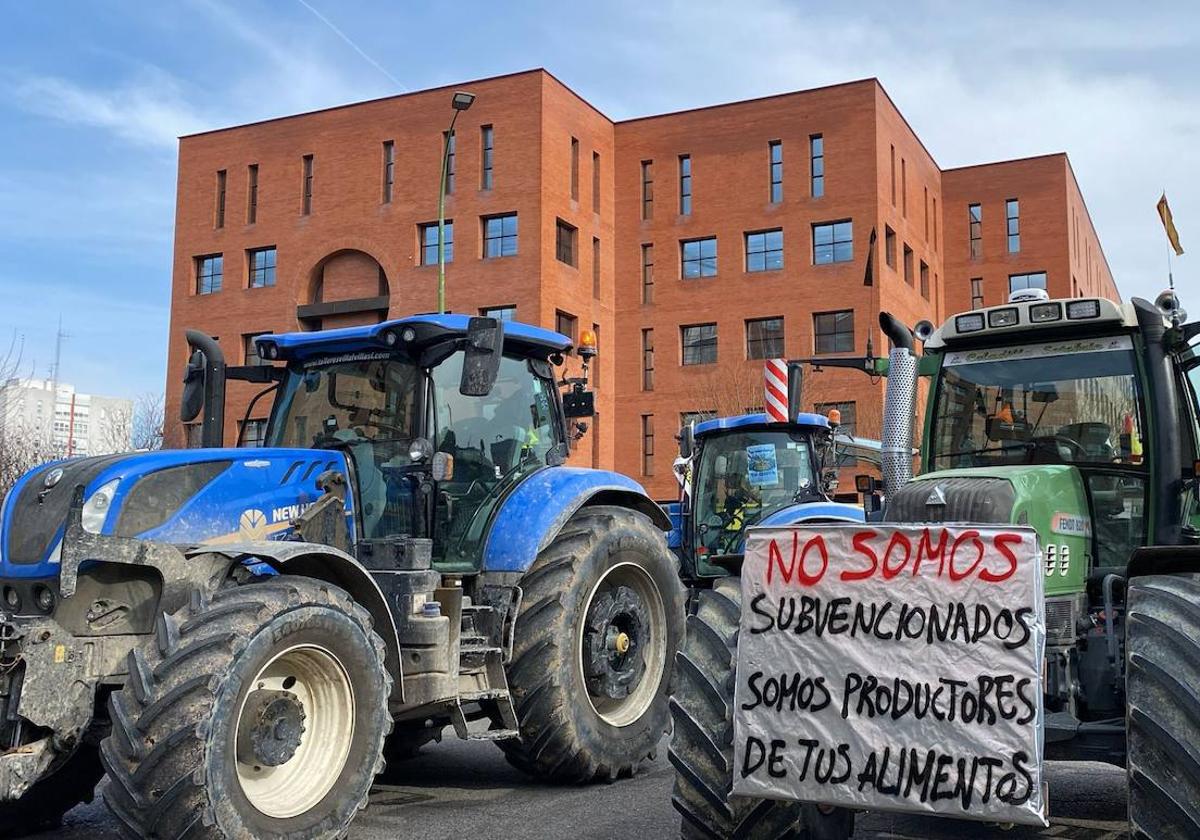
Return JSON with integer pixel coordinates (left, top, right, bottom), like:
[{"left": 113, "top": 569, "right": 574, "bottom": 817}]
[
  {"left": 460, "top": 316, "right": 503, "bottom": 397},
  {"left": 181, "top": 349, "right": 205, "bottom": 422},
  {"left": 431, "top": 452, "right": 454, "bottom": 482},
  {"left": 679, "top": 422, "right": 695, "bottom": 459}
]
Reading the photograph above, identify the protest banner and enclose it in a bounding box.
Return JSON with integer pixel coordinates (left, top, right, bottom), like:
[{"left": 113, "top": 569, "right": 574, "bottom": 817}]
[{"left": 732, "top": 524, "right": 1046, "bottom": 826}]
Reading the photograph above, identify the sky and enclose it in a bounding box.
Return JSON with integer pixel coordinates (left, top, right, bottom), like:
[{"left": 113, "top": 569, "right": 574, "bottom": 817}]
[{"left": 1, "top": 1, "right": 1196, "bottom": 401}]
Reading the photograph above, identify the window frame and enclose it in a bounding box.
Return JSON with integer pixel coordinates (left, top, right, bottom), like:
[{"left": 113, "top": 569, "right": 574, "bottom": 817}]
[
  {"left": 247, "top": 163, "right": 258, "bottom": 224},
  {"left": 813, "top": 309, "right": 854, "bottom": 355},
  {"left": 443, "top": 130, "right": 456, "bottom": 194},
  {"left": 884, "top": 225, "right": 896, "bottom": 268},
  {"left": 382, "top": 140, "right": 395, "bottom": 203},
  {"left": 681, "top": 236, "right": 718, "bottom": 279},
  {"left": 641, "top": 328, "right": 654, "bottom": 390},
  {"left": 641, "top": 243, "right": 654, "bottom": 304},
  {"left": 809, "top": 134, "right": 824, "bottom": 198},
  {"left": 555, "top": 218, "right": 578, "bottom": 267},
  {"left": 196, "top": 254, "right": 223, "bottom": 295},
  {"left": 480, "top": 305, "right": 516, "bottom": 322},
  {"left": 746, "top": 316, "right": 785, "bottom": 360},
  {"left": 482, "top": 213, "right": 519, "bottom": 259},
  {"left": 641, "top": 414, "right": 655, "bottom": 476},
  {"left": 215, "top": 169, "right": 226, "bottom": 229},
  {"left": 301, "top": 154, "right": 313, "bottom": 215},
  {"left": 681, "top": 322, "right": 718, "bottom": 366},
  {"left": 1006, "top": 198, "right": 1020, "bottom": 253},
  {"left": 247, "top": 246, "right": 277, "bottom": 289},
  {"left": 1008, "top": 271, "right": 1047, "bottom": 294},
  {"left": 812, "top": 220, "right": 853, "bottom": 265},
  {"left": 480, "top": 125, "right": 494, "bottom": 190},
  {"left": 769, "top": 140, "right": 783, "bottom": 203},
  {"left": 745, "top": 228, "right": 784, "bottom": 273},
  {"left": 903, "top": 243, "right": 914, "bottom": 286},
  {"left": 419, "top": 221, "right": 454, "bottom": 266},
  {"left": 969, "top": 203, "right": 982, "bottom": 259},
  {"left": 679, "top": 154, "right": 692, "bottom": 215},
  {"left": 641, "top": 160, "right": 653, "bottom": 220},
  {"left": 971, "top": 277, "right": 984, "bottom": 309}
]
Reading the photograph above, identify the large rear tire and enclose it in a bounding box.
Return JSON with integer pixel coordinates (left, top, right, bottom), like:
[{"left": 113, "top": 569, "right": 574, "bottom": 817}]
[
  {"left": 501, "top": 505, "right": 686, "bottom": 782},
  {"left": 1126, "top": 574, "right": 1200, "bottom": 839},
  {"left": 669, "top": 576, "right": 853, "bottom": 840},
  {"left": 0, "top": 742, "right": 103, "bottom": 838},
  {"left": 100, "top": 576, "right": 392, "bottom": 839}
]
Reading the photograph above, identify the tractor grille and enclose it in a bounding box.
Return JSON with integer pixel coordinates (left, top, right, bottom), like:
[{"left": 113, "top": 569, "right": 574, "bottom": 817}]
[
  {"left": 1045, "top": 596, "right": 1079, "bottom": 647},
  {"left": 3, "top": 454, "right": 128, "bottom": 565},
  {"left": 883, "top": 477, "right": 1015, "bottom": 526}
]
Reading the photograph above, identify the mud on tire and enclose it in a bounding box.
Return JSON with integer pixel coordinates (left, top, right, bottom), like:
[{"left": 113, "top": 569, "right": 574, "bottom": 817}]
[
  {"left": 100, "top": 576, "right": 392, "bottom": 839},
  {"left": 501, "top": 505, "right": 686, "bottom": 782},
  {"left": 1126, "top": 574, "right": 1200, "bottom": 840}
]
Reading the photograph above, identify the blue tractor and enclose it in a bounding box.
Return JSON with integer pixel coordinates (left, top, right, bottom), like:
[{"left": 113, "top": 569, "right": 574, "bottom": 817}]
[
  {"left": 664, "top": 373, "right": 867, "bottom": 840},
  {"left": 0, "top": 315, "right": 685, "bottom": 838}
]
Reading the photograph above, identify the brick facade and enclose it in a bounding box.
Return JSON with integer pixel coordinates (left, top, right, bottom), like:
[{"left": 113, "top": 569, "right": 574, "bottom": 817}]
[{"left": 167, "top": 69, "right": 1115, "bottom": 499}]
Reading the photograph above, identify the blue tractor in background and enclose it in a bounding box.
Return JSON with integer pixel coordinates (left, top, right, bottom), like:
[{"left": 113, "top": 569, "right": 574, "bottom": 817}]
[{"left": 0, "top": 315, "right": 685, "bottom": 838}]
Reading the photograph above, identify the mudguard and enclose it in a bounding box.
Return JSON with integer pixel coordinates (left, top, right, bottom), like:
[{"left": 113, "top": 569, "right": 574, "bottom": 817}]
[
  {"left": 481, "top": 468, "right": 670, "bottom": 572},
  {"left": 201, "top": 541, "right": 404, "bottom": 701}
]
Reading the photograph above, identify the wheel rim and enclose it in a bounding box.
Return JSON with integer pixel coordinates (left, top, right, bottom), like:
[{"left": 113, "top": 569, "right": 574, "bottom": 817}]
[
  {"left": 578, "top": 560, "right": 668, "bottom": 727},
  {"left": 234, "top": 644, "right": 356, "bottom": 819}
]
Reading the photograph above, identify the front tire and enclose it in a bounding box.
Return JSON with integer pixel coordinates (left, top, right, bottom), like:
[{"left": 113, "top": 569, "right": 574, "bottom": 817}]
[
  {"left": 100, "top": 576, "right": 392, "bottom": 839},
  {"left": 1126, "top": 574, "right": 1200, "bottom": 839},
  {"left": 501, "top": 505, "right": 686, "bottom": 782},
  {"left": 669, "top": 576, "right": 853, "bottom": 840}
]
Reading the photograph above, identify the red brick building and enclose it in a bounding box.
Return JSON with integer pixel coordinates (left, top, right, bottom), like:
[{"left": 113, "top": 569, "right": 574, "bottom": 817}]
[{"left": 166, "top": 69, "right": 1116, "bottom": 499}]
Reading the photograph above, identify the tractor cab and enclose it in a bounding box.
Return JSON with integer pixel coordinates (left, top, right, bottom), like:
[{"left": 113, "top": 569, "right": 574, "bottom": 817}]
[
  {"left": 674, "top": 412, "right": 863, "bottom": 580},
  {"left": 255, "top": 316, "right": 577, "bottom": 571}
]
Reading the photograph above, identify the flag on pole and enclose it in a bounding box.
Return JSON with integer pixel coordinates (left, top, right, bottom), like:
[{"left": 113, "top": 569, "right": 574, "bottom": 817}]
[{"left": 1157, "top": 193, "right": 1184, "bottom": 256}]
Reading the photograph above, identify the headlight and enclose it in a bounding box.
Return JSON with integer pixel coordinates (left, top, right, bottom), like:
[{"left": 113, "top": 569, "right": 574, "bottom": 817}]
[
  {"left": 1066, "top": 299, "right": 1101, "bottom": 320},
  {"left": 82, "top": 479, "right": 120, "bottom": 534},
  {"left": 988, "top": 307, "right": 1019, "bottom": 328},
  {"left": 955, "top": 313, "right": 985, "bottom": 333},
  {"left": 1029, "top": 302, "right": 1062, "bottom": 323}
]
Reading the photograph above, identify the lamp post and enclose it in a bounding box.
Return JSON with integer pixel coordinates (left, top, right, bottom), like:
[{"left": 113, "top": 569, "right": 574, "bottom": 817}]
[{"left": 438, "top": 90, "right": 476, "bottom": 313}]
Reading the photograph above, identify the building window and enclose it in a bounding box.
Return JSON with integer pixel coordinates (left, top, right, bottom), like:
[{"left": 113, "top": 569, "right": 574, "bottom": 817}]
[
  {"left": 642, "top": 328, "right": 654, "bottom": 390},
  {"left": 247, "top": 164, "right": 258, "bottom": 224},
  {"left": 746, "top": 229, "right": 783, "bottom": 272},
  {"left": 556, "top": 219, "right": 578, "bottom": 266},
  {"left": 901, "top": 158, "right": 907, "bottom": 217},
  {"left": 641, "top": 414, "right": 654, "bottom": 476},
  {"left": 443, "top": 131, "right": 456, "bottom": 194},
  {"left": 885, "top": 225, "right": 896, "bottom": 268},
  {"left": 682, "top": 237, "right": 718, "bottom": 278},
  {"left": 810, "top": 135, "right": 824, "bottom": 198},
  {"left": 382, "top": 141, "right": 395, "bottom": 203},
  {"left": 570, "top": 136, "right": 580, "bottom": 201},
  {"left": 243, "top": 332, "right": 268, "bottom": 365},
  {"left": 215, "top": 169, "right": 226, "bottom": 229},
  {"left": 555, "top": 310, "right": 578, "bottom": 344},
  {"left": 591, "top": 323, "right": 600, "bottom": 386},
  {"left": 196, "top": 254, "right": 223, "bottom": 295},
  {"left": 919, "top": 260, "right": 929, "bottom": 300},
  {"left": 746, "top": 316, "right": 784, "bottom": 360},
  {"left": 420, "top": 221, "right": 453, "bottom": 265},
  {"left": 769, "top": 140, "right": 783, "bottom": 203},
  {"left": 932, "top": 197, "right": 938, "bottom": 250},
  {"left": 969, "top": 203, "right": 982, "bottom": 259},
  {"left": 814, "top": 310, "right": 854, "bottom": 354},
  {"left": 301, "top": 154, "right": 313, "bottom": 215},
  {"left": 248, "top": 247, "right": 277, "bottom": 288},
  {"left": 679, "top": 154, "right": 692, "bottom": 215},
  {"left": 481, "top": 305, "right": 516, "bottom": 321},
  {"left": 903, "top": 244, "right": 914, "bottom": 286},
  {"left": 480, "top": 125, "right": 494, "bottom": 189},
  {"left": 483, "top": 213, "right": 518, "bottom": 258},
  {"left": 1006, "top": 198, "right": 1020, "bottom": 253},
  {"left": 641, "top": 160, "right": 653, "bottom": 219},
  {"left": 241, "top": 418, "right": 268, "bottom": 448},
  {"left": 641, "top": 244, "right": 654, "bottom": 304},
  {"left": 923, "top": 186, "right": 929, "bottom": 239},
  {"left": 889, "top": 144, "right": 896, "bottom": 206},
  {"left": 682, "top": 323, "right": 718, "bottom": 366},
  {"left": 681, "top": 410, "right": 717, "bottom": 428},
  {"left": 592, "top": 151, "right": 601, "bottom": 213},
  {"left": 592, "top": 237, "right": 601, "bottom": 298},
  {"left": 1009, "top": 271, "right": 1047, "bottom": 293},
  {"left": 812, "top": 221, "right": 852, "bottom": 264}
]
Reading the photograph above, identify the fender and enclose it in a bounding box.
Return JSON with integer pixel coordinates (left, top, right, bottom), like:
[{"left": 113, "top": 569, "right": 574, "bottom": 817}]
[
  {"left": 481, "top": 467, "right": 670, "bottom": 573},
  {"left": 196, "top": 541, "right": 404, "bottom": 702}
]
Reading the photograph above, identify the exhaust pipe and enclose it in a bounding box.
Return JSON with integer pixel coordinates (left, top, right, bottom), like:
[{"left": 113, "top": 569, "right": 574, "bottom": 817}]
[
  {"left": 787, "top": 361, "right": 803, "bottom": 422},
  {"left": 181, "top": 330, "right": 227, "bottom": 448},
  {"left": 878, "top": 313, "right": 918, "bottom": 497}
]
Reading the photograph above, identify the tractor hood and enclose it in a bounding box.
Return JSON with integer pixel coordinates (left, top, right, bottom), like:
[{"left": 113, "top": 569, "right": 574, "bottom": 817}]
[{"left": 0, "top": 448, "right": 351, "bottom": 579}]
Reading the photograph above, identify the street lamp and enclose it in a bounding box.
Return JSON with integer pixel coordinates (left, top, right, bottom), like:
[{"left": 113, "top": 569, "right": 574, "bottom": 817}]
[{"left": 438, "top": 90, "right": 475, "bottom": 313}]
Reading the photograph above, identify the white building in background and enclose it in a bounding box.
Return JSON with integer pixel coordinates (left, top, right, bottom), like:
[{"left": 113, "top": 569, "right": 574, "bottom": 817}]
[{"left": 0, "top": 379, "right": 133, "bottom": 458}]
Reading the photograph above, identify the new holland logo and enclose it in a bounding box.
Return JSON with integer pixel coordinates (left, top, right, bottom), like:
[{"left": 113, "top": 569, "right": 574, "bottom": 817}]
[{"left": 238, "top": 509, "right": 269, "bottom": 540}]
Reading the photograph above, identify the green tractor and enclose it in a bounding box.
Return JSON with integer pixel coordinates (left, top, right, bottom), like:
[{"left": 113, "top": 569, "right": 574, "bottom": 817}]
[{"left": 668, "top": 289, "right": 1200, "bottom": 838}]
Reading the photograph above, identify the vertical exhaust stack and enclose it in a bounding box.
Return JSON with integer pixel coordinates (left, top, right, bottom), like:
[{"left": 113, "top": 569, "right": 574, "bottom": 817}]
[
  {"left": 878, "top": 313, "right": 918, "bottom": 497},
  {"left": 787, "top": 362, "right": 803, "bottom": 422}
]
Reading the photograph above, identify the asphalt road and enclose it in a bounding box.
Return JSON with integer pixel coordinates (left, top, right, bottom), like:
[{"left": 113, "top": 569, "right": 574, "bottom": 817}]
[{"left": 39, "top": 738, "right": 1129, "bottom": 840}]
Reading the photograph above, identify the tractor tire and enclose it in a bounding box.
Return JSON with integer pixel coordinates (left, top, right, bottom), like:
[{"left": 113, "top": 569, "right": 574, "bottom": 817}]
[
  {"left": 670, "top": 576, "right": 854, "bottom": 840},
  {"left": 100, "top": 576, "right": 393, "bottom": 839},
  {"left": 500, "top": 505, "right": 686, "bottom": 782},
  {"left": 1126, "top": 574, "right": 1200, "bottom": 840},
  {"left": 0, "top": 742, "right": 104, "bottom": 837}
]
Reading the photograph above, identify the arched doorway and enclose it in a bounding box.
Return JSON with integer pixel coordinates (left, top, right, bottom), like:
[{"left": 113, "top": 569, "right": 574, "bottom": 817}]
[{"left": 298, "top": 249, "right": 390, "bottom": 331}]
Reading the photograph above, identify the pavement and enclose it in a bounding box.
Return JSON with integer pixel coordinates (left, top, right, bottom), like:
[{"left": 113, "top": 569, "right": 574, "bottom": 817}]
[{"left": 37, "top": 738, "right": 1130, "bottom": 840}]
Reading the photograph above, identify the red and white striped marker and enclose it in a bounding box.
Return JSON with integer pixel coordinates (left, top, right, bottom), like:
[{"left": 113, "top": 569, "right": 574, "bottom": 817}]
[{"left": 764, "top": 358, "right": 788, "bottom": 422}]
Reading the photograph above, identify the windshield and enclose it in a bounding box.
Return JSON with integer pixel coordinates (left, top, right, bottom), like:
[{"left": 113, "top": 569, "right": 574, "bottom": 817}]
[
  {"left": 268, "top": 355, "right": 421, "bottom": 539},
  {"left": 929, "top": 336, "right": 1146, "bottom": 470},
  {"left": 692, "top": 430, "right": 817, "bottom": 557}
]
